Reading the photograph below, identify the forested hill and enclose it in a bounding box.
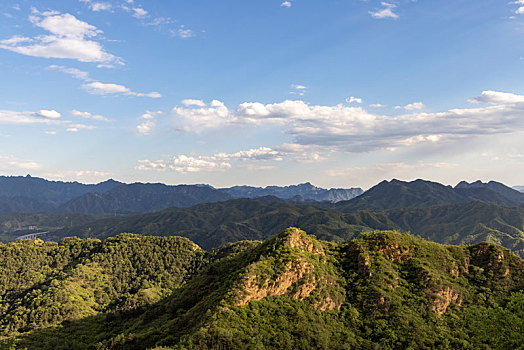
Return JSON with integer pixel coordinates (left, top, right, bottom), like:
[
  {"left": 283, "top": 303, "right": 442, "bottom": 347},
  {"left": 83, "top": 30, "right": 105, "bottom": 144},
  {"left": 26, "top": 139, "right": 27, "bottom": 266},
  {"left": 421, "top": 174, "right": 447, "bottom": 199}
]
[
  {"left": 46, "top": 198, "right": 524, "bottom": 257},
  {"left": 0, "top": 175, "right": 122, "bottom": 205},
  {"left": 57, "top": 183, "right": 233, "bottom": 214},
  {"left": 334, "top": 179, "right": 524, "bottom": 211},
  {"left": 0, "top": 229, "right": 522, "bottom": 349},
  {"left": 0, "top": 176, "right": 362, "bottom": 214}
]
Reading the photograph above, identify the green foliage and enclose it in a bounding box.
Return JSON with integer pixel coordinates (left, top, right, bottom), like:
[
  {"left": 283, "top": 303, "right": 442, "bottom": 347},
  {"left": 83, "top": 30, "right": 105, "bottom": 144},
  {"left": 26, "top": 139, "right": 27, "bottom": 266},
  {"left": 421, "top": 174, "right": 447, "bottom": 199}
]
[
  {"left": 0, "top": 234, "right": 205, "bottom": 340},
  {"left": 47, "top": 198, "right": 524, "bottom": 258},
  {"left": 0, "top": 229, "right": 522, "bottom": 349}
]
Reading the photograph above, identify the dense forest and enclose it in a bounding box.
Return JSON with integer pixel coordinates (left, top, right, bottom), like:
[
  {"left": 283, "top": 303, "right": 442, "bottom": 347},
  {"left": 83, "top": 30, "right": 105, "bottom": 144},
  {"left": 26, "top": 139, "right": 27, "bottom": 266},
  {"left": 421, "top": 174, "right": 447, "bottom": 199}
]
[
  {"left": 41, "top": 198, "right": 524, "bottom": 257},
  {"left": 0, "top": 229, "right": 522, "bottom": 349}
]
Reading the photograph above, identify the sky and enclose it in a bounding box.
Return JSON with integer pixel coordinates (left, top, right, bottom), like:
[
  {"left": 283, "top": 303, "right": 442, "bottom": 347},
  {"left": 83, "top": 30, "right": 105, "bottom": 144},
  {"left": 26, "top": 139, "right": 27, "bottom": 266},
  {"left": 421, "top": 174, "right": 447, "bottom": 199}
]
[{"left": 0, "top": 0, "right": 523, "bottom": 189}]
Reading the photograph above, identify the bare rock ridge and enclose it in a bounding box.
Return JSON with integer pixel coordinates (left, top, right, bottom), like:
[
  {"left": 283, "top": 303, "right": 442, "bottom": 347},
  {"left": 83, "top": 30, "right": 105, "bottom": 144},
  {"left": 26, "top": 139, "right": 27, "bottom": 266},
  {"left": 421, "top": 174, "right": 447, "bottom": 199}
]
[{"left": 234, "top": 228, "right": 344, "bottom": 311}]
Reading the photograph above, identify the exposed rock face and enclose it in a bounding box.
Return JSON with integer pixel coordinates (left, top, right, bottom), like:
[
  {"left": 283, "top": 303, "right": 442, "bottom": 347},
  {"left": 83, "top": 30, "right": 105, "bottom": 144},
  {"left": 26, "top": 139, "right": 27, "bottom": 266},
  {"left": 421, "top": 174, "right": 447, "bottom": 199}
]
[
  {"left": 432, "top": 287, "right": 461, "bottom": 315},
  {"left": 281, "top": 227, "right": 325, "bottom": 255},
  {"left": 236, "top": 259, "right": 316, "bottom": 306},
  {"left": 234, "top": 228, "right": 342, "bottom": 311}
]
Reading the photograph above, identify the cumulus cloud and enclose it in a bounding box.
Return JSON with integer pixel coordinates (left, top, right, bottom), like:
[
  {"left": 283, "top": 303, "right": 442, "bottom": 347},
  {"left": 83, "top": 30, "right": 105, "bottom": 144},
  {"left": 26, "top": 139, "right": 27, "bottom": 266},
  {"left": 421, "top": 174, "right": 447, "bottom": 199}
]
[
  {"left": 182, "top": 99, "right": 206, "bottom": 107},
  {"left": 136, "top": 144, "right": 326, "bottom": 173},
  {"left": 137, "top": 120, "right": 155, "bottom": 135},
  {"left": 136, "top": 156, "right": 231, "bottom": 173},
  {"left": 38, "top": 109, "right": 61, "bottom": 119},
  {"left": 132, "top": 7, "right": 148, "bottom": 18},
  {"left": 213, "top": 147, "right": 285, "bottom": 161},
  {"left": 281, "top": 1, "right": 292, "bottom": 8},
  {"left": 70, "top": 109, "right": 109, "bottom": 121},
  {"left": 173, "top": 100, "right": 234, "bottom": 132},
  {"left": 0, "top": 11, "right": 122, "bottom": 65},
  {"left": 82, "top": 82, "right": 162, "bottom": 98},
  {"left": 514, "top": 0, "right": 524, "bottom": 14},
  {"left": 170, "top": 91, "right": 524, "bottom": 152},
  {"left": 370, "top": 2, "right": 399, "bottom": 19},
  {"left": 404, "top": 101, "right": 425, "bottom": 110},
  {"left": 0, "top": 110, "right": 62, "bottom": 125},
  {"left": 0, "top": 109, "right": 98, "bottom": 133},
  {"left": 346, "top": 96, "right": 363, "bottom": 104},
  {"left": 468, "top": 90, "right": 524, "bottom": 104},
  {"left": 137, "top": 110, "right": 163, "bottom": 135}
]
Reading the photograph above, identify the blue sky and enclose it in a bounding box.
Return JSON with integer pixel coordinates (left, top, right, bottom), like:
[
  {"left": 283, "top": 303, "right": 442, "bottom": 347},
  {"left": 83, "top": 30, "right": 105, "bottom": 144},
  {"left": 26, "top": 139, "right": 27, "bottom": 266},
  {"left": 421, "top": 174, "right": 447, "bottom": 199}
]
[{"left": 0, "top": 0, "right": 523, "bottom": 189}]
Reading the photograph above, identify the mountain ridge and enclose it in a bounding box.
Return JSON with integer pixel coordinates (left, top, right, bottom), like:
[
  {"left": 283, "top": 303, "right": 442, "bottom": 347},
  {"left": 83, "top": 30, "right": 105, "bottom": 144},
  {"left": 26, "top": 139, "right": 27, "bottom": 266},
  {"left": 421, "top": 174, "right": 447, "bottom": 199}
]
[{"left": 1, "top": 229, "right": 522, "bottom": 349}]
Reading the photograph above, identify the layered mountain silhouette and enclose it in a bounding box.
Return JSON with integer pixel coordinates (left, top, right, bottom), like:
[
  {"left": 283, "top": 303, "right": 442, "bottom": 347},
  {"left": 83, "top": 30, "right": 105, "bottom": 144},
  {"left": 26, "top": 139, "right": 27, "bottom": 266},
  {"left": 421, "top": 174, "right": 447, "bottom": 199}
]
[
  {"left": 334, "top": 179, "right": 524, "bottom": 211},
  {"left": 220, "top": 182, "right": 363, "bottom": 202},
  {"left": 43, "top": 196, "right": 524, "bottom": 257},
  {"left": 0, "top": 176, "right": 363, "bottom": 214}
]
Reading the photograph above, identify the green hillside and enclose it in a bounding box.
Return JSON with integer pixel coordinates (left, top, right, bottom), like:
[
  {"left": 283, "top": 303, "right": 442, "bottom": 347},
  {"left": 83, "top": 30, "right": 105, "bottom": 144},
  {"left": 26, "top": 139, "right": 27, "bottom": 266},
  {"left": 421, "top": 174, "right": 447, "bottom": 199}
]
[
  {"left": 46, "top": 198, "right": 524, "bottom": 258},
  {"left": 1, "top": 229, "right": 522, "bottom": 349}
]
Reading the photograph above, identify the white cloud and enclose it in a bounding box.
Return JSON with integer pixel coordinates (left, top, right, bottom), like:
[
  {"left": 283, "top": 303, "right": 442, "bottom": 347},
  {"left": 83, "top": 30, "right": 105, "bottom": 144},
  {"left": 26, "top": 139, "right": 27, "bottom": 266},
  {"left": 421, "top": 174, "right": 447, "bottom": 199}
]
[
  {"left": 172, "top": 25, "right": 195, "bottom": 38},
  {"left": 82, "top": 82, "right": 162, "bottom": 98},
  {"left": 136, "top": 156, "right": 231, "bottom": 173},
  {"left": 369, "top": 103, "right": 384, "bottom": 108},
  {"left": 70, "top": 109, "right": 109, "bottom": 121},
  {"left": 0, "top": 110, "right": 62, "bottom": 125},
  {"left": 346, "top": 96, "right": 363, "bottom": 104},
  {"left": 48, "top": 65, "right": 93, "bottom": 81},
  {"left": 173, "top": 100, "right": 234, "bottom": 132},
  {"left": 137, "top": 120, "right": 155, "bottom": 135},
  {"left": 136, "top": 147, "right": 287, "bottom": 173},
  {"left": 468, "top": 90, "right": 524, "bottom": 104},
  {"left": 0, "top": 109, "right": 98, "bottom": 133},
  {"left": 66, "top": 123, "right": 97, "bottom": 132},
  {"left": 292, "top": 84, "right": 307, "bottom": 89},
  {"left": 147, "top": 17, "right": 173, "bottom": 26},
  {"left": 516, "top": 6, "right": 524, "bottom": 14},
  {"left": 170, "top": 91, "right": 524, "bottom": 152},
  {"left": 132, "top": 7, "right": 148, "bottom": 18},
  {"left": 38, "top": 109, "right": 61, "bottom": 119},
  {"left": 281, "top": 1, "right": 292, "bottom": 8},
  {"left": 137, "top": 110, "right": 163, "bottom": 135},
  {"left": 73, "top": 170, "right": 110, "bottom": 178},
  {"left": 0, "top": 12, "right": 122, "bottom": 65},
  {"left": 90, "top": 2, "right": 112, "bottom": 12},
  {"left": 182, "top": 99, "right": 206, "bottom": 107},
  {"left": 136, "top": 144, "right": 327, "bottom": 173},
  {"left": 213, "top": 147, "right": 284, "bottom": 161},
  {"left": 0, "top": 155, "right": 41, "bottom": 170},
  {"left": 404, "top": 101, "right": 425, "bottom": 110},
  {"left": 370, "top": 2, "right": 399, "bottom": 19},
  {"left": 49, "top": 65, "right": 160, "bottom": 98}
]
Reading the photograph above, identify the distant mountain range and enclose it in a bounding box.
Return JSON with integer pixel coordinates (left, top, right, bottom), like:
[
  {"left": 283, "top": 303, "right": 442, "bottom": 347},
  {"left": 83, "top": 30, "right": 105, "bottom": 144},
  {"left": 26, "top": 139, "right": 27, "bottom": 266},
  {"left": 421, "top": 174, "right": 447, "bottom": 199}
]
[
  {"left": 2, "top": 176, "right": 524, "bottom": 257},
  {"left": 0, "top": 176, "right": 363, "bottom": 214},
  {"left": 334, "top": 179, "right": 524, "bottom": 211},
  {"left": 514, "top": 186, "right": 524, "bottom": 193},
  {"left": 0, "top": 175, "right": 122, "bottom": 205},
  {"left": 44, "top": 196, "right": 524, "bottom": 257},
  {"left": 219, "top": 182, "right": 363, "bottom": 202}
]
